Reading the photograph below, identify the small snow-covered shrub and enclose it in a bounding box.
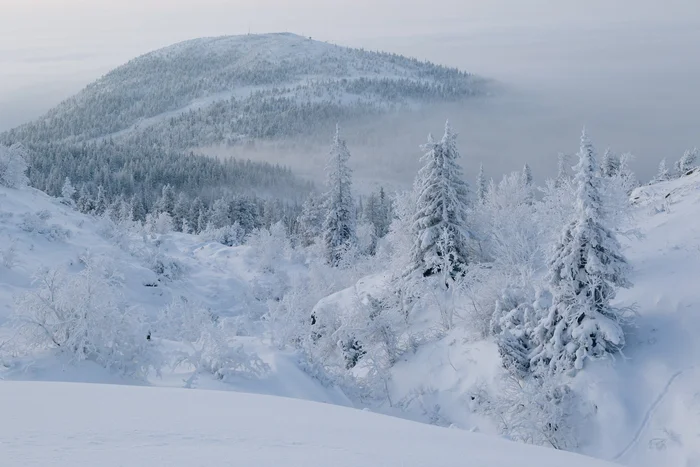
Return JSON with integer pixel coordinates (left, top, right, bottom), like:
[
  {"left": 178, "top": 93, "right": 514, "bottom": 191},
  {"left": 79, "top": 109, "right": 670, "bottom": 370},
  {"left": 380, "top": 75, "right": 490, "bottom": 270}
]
[
  {"left": 200, "top": 222, "right": 245, "bottom": 247},
  {"left": 157, "top": 298, "right": 269, "bottom": 385},
  {"left": 14, "top": 258, "right": 160, "bottom": 378},
  {"left": 145, "top": 212, "right": 173, "bottom": 234},
  {"left": 479, "top": 375, "right": 582, "bottom": 450},
  {"left": 147, "top": 250, "right": 185, "bottom": 281},
  {"left": 246, "top": 221, "right": 290, "bottom": 273},
  {"left": 1, "top": 240, "right": 18, "bottom": 269},
  {"left": 19, "top": 211, "right": 71, "bottom": 241},
  {"left": 0, "top": 143, "right": 29, "bottom": 189}
]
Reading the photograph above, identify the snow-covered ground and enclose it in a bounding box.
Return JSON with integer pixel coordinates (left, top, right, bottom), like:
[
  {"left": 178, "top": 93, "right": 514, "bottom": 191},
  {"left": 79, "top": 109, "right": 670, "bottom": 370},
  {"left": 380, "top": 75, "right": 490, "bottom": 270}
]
[
  {"left": 0, "top": 381, "right": 617, "bottom": 467},
  {"left": 2, "top": 172, "right": 700, "bottom": 466}
]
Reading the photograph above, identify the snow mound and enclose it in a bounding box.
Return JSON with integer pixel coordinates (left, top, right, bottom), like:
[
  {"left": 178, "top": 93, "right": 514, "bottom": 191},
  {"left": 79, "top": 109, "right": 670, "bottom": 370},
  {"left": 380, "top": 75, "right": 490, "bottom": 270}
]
[{"left": 0, "top": 381, "right": 617, "bottom": 467}]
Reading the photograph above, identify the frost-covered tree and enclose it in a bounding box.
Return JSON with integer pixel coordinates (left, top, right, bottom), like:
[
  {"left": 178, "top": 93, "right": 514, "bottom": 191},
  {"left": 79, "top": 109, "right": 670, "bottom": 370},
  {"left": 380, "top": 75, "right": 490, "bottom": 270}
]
[
  {"left": 61, "top": 177, "right": 76, "bottom": 206},
  {"left": 297, "top": 192, "right": 325, "bottom": 247},
  {"left": 173, "top": 193, "right": 191, "bottom": 232},
  {"left": 208, "top": 198, "right": 231, "bottom": 229},
  {"left": 0, "top": 143, "right": 29, "bottom": 188},
  {"left": 555, "top": 153, "right": 569, "bottom": 188},
  {"left": 14, "top": 257, "right": 159, "bottom": 378},
  {"left": 77, "top": 186, "right": 94, "bottom": 213},
  {"left": 653, "top": 158, "right": 670, "bottom": 183},
  {"left": 322, "top": 125, "right": 356, "bottom": 265},
  {"left": 155, "top": 184, "right": 176, "bottom": 216},
  {"left": 600, "top": 148, "right": 619, "bottom": 178},
  {"left": 522, "top": 163, "right": 533, "bottom": 186},
  {"left": 410, "top": 121, "right": 470, "bottom": 279},
  {"left": 676, "top": 148, "right": 698, "bottom": 175},
  {"left": 531, "top": 130, "right": 632, "bottom": 374},
  {"left": 94, "top": 185, "right": 107, "bottom": 216},
  {"left": 476, "top": 163, "right": 487, "bottom": 204}
]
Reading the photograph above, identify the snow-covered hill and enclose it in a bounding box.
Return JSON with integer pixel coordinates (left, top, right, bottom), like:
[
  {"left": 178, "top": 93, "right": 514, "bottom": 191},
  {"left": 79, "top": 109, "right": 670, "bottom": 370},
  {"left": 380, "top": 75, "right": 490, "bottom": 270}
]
[
  {"left": 0, "top": 381, "right": 616, "bottom": 467},
  {"left": 2, "top": 159, "right": 700, "bottom": 466},
  {"left": 3, "top": 33, "right": 487, "bottom": 147}
]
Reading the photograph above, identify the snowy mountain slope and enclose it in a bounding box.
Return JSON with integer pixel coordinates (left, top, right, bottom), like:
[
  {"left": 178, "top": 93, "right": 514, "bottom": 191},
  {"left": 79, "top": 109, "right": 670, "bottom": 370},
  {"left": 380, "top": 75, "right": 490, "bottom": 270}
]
[
  {"left": 0, "top": 183, "right": 351, "bottom": 406},
  {"left": 3, "top": 155, "right": 700, "bottom": 466},
  {"left": 310, "top": 172, "right": 700, "bottom": 466},
  {"left": 3, "top": 33, "right": 487, "bottom": 147},
  {"left": 0, "top": 381, "right": 617, "bottom": 467}
]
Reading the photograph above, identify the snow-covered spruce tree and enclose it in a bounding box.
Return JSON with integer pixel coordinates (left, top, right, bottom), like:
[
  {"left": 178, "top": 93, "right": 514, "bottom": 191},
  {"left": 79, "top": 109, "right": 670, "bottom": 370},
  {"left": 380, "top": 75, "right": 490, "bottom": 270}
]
[
  {"left": 531, "top": 130, "right": 632, "bottom": 374},
  {"left": 297, "top": 192, "right": 325, "bottom": 247},
  {"left": 522, "top": 163, "right": 534, "bottom": 204},
  {"left": 60, "top": 177, "right": 76, "bottom": 206},
  {"left": 0, "top": 143, "right": 29, "bottom": 189},
  {"left": 600, "top": 148, "right": 619, "bottom": 178},
  {"left": 476, "top": 163, "right": 487, "bottom": 204},
  {"left": 555, "top": 153, "right": 569, "bottom": 188},
  {"left": 322, "top": 124, "right": 356, "bottom": 266},
  {"left": 411, "top": 121, "right": 470, "bottom": 279}
]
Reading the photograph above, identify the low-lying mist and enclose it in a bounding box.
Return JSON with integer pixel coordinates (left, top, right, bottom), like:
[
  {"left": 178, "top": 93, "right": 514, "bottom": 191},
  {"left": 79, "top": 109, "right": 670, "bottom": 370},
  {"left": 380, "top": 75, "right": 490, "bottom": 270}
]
[{"left": 204, "top": 22, "right": 700, "bottom": 192}]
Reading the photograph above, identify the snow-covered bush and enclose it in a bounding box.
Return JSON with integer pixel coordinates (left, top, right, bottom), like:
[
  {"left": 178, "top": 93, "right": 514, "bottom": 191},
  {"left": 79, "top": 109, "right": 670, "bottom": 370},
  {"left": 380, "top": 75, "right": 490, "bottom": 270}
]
[
  {"left": 246, "top": 221, "right": 290, "bottom": 273},
  {"left": 1, "top": 239, "right": 18, "bottom": 269},
  {"left": 145, "top": 212, "right": 174, "bottom": 234},
  {"left": 200, "top": 222, "right": 245, "bottom": 246},
  {"left": 146, "top": 247, "right": 185, "bottom": 282},
  {"left": 476, "top": 375, "right": 582, "bottom": 450},
  {"left": 479, "top": 171, "right": 543, "bottom": 283},
  {"left": 0, "top": 143, "right": 29, "bottom": 189},
  {"left": 14, "top": 258, "right": 160, "bottom": 378},
  {"left": 19, "top": 211, "right": 71, "bottom": 241},
  {"left": 157, "top": 298, "right": 269, "bottom": 385}
]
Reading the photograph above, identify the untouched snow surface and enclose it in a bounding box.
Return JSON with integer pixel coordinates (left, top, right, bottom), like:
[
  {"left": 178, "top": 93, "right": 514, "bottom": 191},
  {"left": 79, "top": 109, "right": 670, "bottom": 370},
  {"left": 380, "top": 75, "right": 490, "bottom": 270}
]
[{"left": 0, "top": 381, "right": 617, "bottom": 467}]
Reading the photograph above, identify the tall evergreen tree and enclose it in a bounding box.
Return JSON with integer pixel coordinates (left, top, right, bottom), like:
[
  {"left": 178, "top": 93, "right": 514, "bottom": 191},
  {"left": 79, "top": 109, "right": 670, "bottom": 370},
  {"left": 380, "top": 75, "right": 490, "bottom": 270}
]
[
  {"left": 94, "top": 185, "right": 107, "bottom": 216},
  {"left": 410, "top": 121, "right": 470, "bottom": 279},
  {"left": 322, "top": 124, "right": 356, "bottom": 266},
  {"left": 476, "top": 163, "right": 487, "bottom": 204},
  {"left": 600, "top": 148, "right": 619, "bottom": 178},
  {"left": 298, "top": 192, "right": 325, "bottom": 247},
  {"left": 532, "top": 130, "right": 631, "bottom": 374},
  {"left": 61, "top": 177, "right": 76, "bottom": 206},
  {"left": 555, "top": 153, "right": 569, "bottom": 188}
]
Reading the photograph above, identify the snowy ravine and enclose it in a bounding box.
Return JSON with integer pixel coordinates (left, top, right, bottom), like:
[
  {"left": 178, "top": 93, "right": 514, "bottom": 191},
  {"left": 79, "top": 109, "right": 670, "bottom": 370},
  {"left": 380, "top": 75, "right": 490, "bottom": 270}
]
[
  {"left": 1, "top": 170, "right": 700, "bottom": 466},
  {"left": 0, "top": 381, "right": 617, "bottom": 467}
]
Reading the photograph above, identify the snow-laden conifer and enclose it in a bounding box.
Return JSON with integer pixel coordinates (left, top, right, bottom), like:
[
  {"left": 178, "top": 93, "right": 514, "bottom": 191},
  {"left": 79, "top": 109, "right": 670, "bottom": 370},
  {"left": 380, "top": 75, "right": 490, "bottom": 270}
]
[
  {"left": 322, "top": 124, "right": 356, "bottom": 265},
  {"left": 532, "top": 129, "right": 632, "bottom": 373},
  {"left": 61, "top": 177, "right": 76, "bottom": 206},
  {"left": 410, "top": 121, "right": 470, "bottom": 278},
  {"left": 477, "top": 163, "right": 487, "bottom": 204}
]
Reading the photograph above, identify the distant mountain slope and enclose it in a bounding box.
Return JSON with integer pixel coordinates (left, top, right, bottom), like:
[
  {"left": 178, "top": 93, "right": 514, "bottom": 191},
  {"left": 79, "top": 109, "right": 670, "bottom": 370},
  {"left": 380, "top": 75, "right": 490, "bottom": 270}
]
[
  {"left": 0, "top": 33, "right": 488, "bottom": 233},
  {"left": 3, "top": 33, "right": 488, "bottom": 146}
]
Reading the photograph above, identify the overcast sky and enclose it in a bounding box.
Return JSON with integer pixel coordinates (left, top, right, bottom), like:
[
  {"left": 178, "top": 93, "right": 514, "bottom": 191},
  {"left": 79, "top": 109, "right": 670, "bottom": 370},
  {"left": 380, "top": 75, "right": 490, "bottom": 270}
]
[{"left": 1, "top": 0, "right": 699, "bottom": 181}]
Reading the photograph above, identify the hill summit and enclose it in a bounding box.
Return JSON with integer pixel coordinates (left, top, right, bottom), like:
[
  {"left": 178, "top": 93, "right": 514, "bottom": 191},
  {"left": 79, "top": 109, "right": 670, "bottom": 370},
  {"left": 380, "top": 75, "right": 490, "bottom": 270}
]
[{"left": 5, "top": 33, "right": 487, "bottom": 146}]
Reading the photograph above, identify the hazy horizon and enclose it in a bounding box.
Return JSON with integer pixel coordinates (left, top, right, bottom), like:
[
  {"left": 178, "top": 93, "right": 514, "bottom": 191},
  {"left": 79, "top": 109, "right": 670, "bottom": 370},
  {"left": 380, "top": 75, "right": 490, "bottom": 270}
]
[{"left": 2, "top": 1, "right": 699, "bottom": 183}]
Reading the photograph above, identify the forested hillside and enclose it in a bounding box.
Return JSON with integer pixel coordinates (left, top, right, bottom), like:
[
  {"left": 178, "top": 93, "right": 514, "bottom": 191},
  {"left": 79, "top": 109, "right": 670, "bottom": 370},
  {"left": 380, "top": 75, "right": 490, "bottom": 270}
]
[{"left": 0, "top": 33, "right": 488, "bottom": 240}]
